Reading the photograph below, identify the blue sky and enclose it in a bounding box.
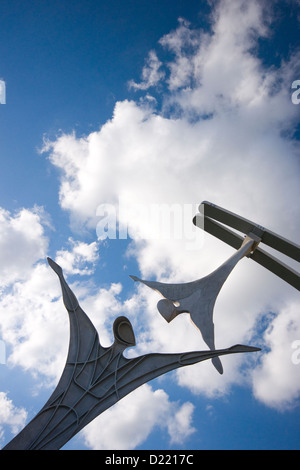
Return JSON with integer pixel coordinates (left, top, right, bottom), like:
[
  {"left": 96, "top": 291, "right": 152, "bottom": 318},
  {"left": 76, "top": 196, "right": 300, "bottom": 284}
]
[{"left": 0, "top": 0, "right": 300, "bottom": 451}]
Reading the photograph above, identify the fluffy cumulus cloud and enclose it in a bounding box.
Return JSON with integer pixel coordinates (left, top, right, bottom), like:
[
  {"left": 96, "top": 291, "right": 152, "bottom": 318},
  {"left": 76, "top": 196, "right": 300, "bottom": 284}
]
[
  {"left": 252, "top": 300, "right": 300, "bottom": 410},
  {"left": 0, "top": 392, "right": 27, "bottom": 445},
  {"left": 55, "top": 238, "right": 99, "bottom": 275},
  {"left": 0, "top": 206, "right": 49, "bottom": 289},
  {"left": 0, "top": 263, "right": 68, "bottom": 383},
  {"left": 43, "top": 2, "right": 299, "bottom": 240},
  {"left": 81, "top": 384, "right": 195, "bottom": 450}
]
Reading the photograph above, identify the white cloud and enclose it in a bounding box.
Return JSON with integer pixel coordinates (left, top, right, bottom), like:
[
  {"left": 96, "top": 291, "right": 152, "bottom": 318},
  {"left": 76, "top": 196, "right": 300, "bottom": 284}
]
[
  {"left": 0, "top": 206, "right": 49, "bottom": 289},
  {"left": 159, "top": 17, "right": 202, "bottom": 91},
  {"left": 55, "top": 238, "right": 99, "bottom": 275},
  {"left": 128, "top": 50, "right": 165, "bottom": 90},
  {"left": 167, "top": 401, "right": 196, "bottom": 445},
  {"left": 252, "top": 301, "right": 300, "bottom": 410},
  {"left": 0, "top": 263, "right": 68, "bottom": 384},
  {"left": 0, "top": 392, "right": 27, "bottom": 445},
  {"left": 81, "top": 384, "right": 195, "bottom": 450}
]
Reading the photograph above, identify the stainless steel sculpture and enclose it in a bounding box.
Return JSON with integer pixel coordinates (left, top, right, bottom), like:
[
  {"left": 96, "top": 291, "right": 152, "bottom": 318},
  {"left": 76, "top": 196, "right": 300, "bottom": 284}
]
[
  {"left": 130, "top": 236, "right": 257, "bottom": 374},
  {"left": 130, "top": 201, "right": 299, "bottom": 375},
  {"left": 3, "top": 257, "right": 260, "bottom": 450}
]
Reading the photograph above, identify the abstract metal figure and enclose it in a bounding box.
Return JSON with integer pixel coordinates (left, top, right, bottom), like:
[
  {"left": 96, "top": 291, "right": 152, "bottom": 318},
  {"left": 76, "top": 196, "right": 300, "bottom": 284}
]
[
  {"left": 130, "top": 201, "right": 300, "bottom": 374},
  {"left": 3, "top": 258, "right": 260, "bottom": 450},
  {"left": 130, "top": 236, "right": 257, "bottom": 375}
]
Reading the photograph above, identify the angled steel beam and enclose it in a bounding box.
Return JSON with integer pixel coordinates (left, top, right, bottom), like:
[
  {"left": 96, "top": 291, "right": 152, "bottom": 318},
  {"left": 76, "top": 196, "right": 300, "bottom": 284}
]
[{"left": 193, "top": 201, "right": 300, "bottom": 291}]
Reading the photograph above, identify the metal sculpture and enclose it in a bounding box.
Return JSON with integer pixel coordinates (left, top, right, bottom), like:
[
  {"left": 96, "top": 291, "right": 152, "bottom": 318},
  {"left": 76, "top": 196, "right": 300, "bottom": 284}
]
[
  {"left": 130, "top": 235, "right": 256, "bottom": 374},
  {"left": 130, "top": 201, "right": 299, "bottom": 375},
  {"left": 3, "top": 257, "right": 260, "bottom": 450}
]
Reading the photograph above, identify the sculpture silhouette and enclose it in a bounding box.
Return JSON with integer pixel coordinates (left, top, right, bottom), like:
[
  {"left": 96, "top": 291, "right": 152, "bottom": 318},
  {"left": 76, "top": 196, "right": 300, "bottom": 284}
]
[
  {"left": 3, "top": 257, "right": 260, "bottom": 450},
  {"left": 130, "top": 236, "right": 256, "bottom": 374}
]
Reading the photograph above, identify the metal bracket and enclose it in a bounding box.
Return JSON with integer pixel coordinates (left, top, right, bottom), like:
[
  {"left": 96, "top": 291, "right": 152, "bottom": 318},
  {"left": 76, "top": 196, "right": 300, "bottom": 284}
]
[
  {"left": 193, "top": 201, "right": 300, "bottom": 290},
  {"left": 242, "top": 231, "right": 262, "bottom": 257}
]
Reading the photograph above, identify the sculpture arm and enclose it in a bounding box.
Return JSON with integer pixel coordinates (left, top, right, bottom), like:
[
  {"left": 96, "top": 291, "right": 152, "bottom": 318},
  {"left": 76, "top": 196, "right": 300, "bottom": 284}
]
[
  {"left": 108, "top": 344, "right": 260, "bottom": 403},
  {"left": 47, "top": 257, "right": 103, "bottom": 365},
  {"left": 176, "top": 344, "right": 260, "bottom": 366},
  {"left": 47, "top": 257, "right": 79, "bottom": 312}
]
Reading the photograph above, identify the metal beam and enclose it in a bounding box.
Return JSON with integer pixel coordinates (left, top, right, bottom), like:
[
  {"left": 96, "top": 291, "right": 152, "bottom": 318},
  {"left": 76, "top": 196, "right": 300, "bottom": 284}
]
[{"left": 193, "top": 202, "right": 300, "bottom": 291}]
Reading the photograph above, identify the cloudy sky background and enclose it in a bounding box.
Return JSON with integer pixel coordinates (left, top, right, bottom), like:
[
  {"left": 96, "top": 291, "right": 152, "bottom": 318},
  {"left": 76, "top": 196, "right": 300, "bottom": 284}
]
[{"left": 0, "top": 0, "right": 299, "bottom": 449}]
